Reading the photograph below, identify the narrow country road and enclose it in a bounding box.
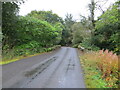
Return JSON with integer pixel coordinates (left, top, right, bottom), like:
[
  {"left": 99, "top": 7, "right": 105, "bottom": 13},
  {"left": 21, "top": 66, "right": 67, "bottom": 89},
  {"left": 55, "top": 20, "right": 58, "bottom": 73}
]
[{"left": 2, "top": 47, "right": 85, "bottom": 88}]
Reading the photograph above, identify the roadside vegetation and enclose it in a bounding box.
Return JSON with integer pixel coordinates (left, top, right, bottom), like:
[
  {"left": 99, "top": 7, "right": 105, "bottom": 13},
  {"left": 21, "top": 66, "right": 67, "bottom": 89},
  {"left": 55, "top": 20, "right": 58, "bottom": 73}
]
[
  {"left": 1, "top": 45, "right": 61, "bottom": 65},
  {"left": 80, "top": 50, "right": 119, "bottom": 88},
  {"left": 1, "top": 0, "right": 119, "bottom": 88},
  {"left": 1, "top": 2, "right": 63, "bottom": 64},
  {"left": 77, "top": 0, "right": 119, "bottom": 88},
  {"left": 72, "top": 1, "right": 120, "bottom": 54}
]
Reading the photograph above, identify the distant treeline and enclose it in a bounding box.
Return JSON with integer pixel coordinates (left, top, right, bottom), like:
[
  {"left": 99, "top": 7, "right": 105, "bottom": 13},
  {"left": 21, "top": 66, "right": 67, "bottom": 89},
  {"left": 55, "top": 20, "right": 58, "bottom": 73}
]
[{"left": 1, "top": 0, "right": 120, "bottom": 60}]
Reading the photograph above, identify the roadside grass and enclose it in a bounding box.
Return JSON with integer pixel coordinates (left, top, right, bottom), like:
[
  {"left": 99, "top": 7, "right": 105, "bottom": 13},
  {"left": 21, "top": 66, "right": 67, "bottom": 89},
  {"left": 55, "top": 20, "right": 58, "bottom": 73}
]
[
  {"left": 79, "top": 49, "right": 119, "bottom": 88},
  {"left": 0, "top": 52, "right": 46, "bottom": 65},
  {"left": 80, "top": 55, "right": 108, "bottom": 88},
  {"left": 1, "top": 45, "right": 61, "bottom": 65}
]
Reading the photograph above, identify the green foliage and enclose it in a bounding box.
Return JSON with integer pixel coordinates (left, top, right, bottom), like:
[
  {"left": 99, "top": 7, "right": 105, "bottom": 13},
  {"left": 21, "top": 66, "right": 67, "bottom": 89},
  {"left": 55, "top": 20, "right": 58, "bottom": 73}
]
[
  {"left": 2, "top": 45, "right": 61, "bottom": 64},
  {"left": 61, "top": 13, "right": 75, "bottom": 45},
  {"left": 72, "top": 44, "right": 79, "bottom": 48},
  {"left": 0, "top": 28, "right": 2, "bottom": 44},
  {"left": 2, "top": 2, "right": 63, "bottom": 61},
  {"left": 2, "top": 14, "right": 63, "bottom": 60},
  {"left": 17, "top": 16, "right": 61, "bottom": 47},
  {"left": 71, "top": 1, "right": 119, "bottom": 54},
  {"left": 71, "top": 17, "right": 96, "bottom": 51},
  {"left": 88, "top": 0, "right": 96, "bottom": 28},
  {"left": 2, "top": 2, "right": 20, "bottom": 48},
  {"left": 27, "top": 10, "right": 64, "bottom": 25},
  {"left": 72, "top": 22, "right": 91, "bottom": 45},
  {"left": 14, "top": 41, "right": 41, "bottom": 56},
  {"left": 80, "top": 53, "right": 108, "bottom": 88},
  {"left": 25, "top": 10, "right": 64, "bottom": 45},
  {"left": 80, "top": 38, "right": 100, "bottom": 51},
  {"left": 53, "top": 23, "right": 63, "bottom": 44},
  {"left": 93, "top": 2, "right": 120, "bottom": 54}
]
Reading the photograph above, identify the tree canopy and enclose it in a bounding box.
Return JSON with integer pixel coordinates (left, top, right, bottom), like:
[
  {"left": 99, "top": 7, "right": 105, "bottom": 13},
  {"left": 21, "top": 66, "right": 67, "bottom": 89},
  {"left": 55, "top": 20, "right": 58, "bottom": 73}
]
[
  {"left": 2, "top": 0, "right": 120, "bottom": 58},
  {"left": 93, "top": 1, "right": 120, "bottom": 54}
]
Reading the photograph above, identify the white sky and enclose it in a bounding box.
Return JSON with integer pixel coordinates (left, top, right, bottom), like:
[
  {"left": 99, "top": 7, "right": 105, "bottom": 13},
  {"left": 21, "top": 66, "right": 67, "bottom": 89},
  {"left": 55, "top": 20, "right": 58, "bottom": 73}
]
[{"left": 19, "top": 0, "right": 117, "bottom": 20}]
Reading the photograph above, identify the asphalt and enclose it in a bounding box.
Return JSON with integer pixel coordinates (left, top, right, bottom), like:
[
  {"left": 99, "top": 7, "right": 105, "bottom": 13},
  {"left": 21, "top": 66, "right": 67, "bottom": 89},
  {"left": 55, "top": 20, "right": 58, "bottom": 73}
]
[{"left": 2, "top": 47, "right": 86, "bottom": 88}]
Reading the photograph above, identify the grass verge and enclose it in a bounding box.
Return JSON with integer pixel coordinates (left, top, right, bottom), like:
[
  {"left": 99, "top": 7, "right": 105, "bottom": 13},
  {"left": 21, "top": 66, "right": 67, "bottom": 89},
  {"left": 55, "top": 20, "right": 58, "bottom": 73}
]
[
  {"left": 78, "top": 49, "right": 119, "bottom": 88},
  {"left": 1, "top": 45, "right": 61, "bottom": 65},
  {"left": 0, "top": 52, "right": 46, "bottom": 65}
]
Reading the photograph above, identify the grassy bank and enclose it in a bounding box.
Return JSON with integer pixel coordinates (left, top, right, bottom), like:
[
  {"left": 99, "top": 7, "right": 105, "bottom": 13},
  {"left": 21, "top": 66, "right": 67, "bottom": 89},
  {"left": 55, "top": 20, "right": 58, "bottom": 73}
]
[
  {"left": 78, "top": 49, "right": 119, "bottom": 88},
  {"left": 1, "top": 45, "right": 61, "bottom": 65}
]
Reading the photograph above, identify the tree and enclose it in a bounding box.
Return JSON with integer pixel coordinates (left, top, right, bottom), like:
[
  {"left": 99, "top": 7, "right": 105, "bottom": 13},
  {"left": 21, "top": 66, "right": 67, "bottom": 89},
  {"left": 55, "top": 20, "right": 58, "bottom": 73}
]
[
  {"left": 26, "top": 10, "right": 64, "bottom": 46},
  {"left": 88, "top": 0, "right": 112, "bottom": 28},
  {"left": 0, "top": 2, "right": 2, "bottom": 45},
  {"left": 61, "top": 13, "right": 75, "bottom": 45},
  {"left": 92, "top": 1, "right": 120, "bottom": 54},
  {"left": 72, "top": 21, "right": 91, "bottom": 45},
  {"left": 2, "top": 2, "right": 20, "bottom": 48},
  {"left": 16, "top": 16, "right": 63, "bottom": 47},
  {"left": 27, "top": 10, "right": 64, "bottom": 25},
  {"left": 88, "top": 0, "right": 96, "bottom": 28}
]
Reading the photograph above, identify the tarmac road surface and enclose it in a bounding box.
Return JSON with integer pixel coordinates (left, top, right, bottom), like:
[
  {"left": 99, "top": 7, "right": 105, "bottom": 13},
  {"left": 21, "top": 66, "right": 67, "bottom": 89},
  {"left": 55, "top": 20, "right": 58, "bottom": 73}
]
[{"left": 2, "top": 47, "right": 85, "bottom": 88}]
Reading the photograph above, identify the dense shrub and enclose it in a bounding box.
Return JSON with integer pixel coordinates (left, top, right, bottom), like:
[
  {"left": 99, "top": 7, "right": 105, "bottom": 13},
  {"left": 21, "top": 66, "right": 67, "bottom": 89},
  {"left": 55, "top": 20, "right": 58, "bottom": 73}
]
[
  {"left": 2, "top": 45, "right": 61, "bottom": 62},
  {"left": 16, "top": 16, "right": 62, "bottom": 47},
  {"left": 2, "top": 3, "right": 64, "bottom": 62},
  {"left": 79, "top": 38, "right": 100, "bottom": 51},
  {"left": 2, "top": 15, "right": 63, "bottom": 61}
]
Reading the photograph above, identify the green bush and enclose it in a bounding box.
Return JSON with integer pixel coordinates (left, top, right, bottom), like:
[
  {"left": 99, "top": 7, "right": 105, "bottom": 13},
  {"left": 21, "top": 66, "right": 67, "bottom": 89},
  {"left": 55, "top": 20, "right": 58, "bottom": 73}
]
[
  {"left": 92, "top": 2, "right": 120, "bottom": 54},
  {"left": 72, "top": 44, "right": 79, "bottom": 48}
]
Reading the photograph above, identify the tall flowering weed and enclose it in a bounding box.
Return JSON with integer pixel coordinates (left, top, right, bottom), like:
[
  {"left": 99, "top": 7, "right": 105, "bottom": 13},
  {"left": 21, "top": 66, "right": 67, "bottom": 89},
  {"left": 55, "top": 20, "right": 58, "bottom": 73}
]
[
  {"left": 82, "top": 49, "right": 119, "bottom": 87},
  {"left": 98, "top": 50, "right": 118, "bottom": 78}
]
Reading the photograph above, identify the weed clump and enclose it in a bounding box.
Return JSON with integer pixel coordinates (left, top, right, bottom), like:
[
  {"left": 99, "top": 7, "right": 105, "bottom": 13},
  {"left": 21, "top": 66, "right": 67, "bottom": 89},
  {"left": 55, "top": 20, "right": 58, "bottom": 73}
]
[{"left": 81, "top": 49, "right": 119, "bottom": 88}]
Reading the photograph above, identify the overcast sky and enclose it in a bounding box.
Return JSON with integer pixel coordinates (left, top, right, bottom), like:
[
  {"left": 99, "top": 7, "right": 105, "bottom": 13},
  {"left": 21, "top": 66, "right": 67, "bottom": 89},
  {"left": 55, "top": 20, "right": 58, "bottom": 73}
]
[{"left": 19, "top": 0, "right": 117, "bottom": 20}]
